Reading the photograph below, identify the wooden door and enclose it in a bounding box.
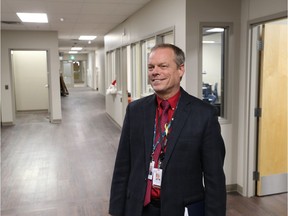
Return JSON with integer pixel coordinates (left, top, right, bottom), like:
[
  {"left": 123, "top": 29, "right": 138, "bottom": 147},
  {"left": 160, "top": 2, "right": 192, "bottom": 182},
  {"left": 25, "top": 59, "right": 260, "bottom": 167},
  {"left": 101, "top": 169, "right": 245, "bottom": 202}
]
[{"left": 256, "top": 19, "right": 287, "bottom": 196}]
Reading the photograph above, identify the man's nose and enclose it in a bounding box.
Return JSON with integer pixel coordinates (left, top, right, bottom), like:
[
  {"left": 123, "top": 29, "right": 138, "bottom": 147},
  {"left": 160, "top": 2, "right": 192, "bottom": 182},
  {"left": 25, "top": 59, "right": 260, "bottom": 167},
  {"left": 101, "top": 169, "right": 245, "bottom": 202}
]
[{"left": 151, "top": 66, "right": 160, "bottom": 75}]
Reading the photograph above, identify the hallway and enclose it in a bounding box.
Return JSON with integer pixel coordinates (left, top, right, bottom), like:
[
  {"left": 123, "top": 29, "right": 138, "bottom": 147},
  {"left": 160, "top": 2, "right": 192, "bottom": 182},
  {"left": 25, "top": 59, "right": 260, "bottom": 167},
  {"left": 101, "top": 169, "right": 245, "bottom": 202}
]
[
  {"left": 1, "top": 88, "right": 287, "bottom": 216},
  {"left": 1, "top": 87, "right": 121, "bottom": 216}
]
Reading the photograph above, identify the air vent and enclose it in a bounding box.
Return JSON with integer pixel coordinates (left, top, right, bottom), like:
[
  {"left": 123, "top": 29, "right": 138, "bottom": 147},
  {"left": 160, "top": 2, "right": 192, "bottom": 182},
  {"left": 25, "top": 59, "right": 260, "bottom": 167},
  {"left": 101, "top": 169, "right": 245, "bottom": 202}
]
[{"left": 1, "top": 21, "right": 22, "bottom": 25}]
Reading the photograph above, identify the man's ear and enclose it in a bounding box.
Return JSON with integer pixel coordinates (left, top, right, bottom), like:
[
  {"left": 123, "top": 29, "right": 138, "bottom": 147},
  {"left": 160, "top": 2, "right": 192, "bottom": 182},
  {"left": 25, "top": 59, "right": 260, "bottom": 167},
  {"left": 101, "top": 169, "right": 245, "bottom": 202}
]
[{"left": 178, "top": 64, "right": 185, "bottom": 79}]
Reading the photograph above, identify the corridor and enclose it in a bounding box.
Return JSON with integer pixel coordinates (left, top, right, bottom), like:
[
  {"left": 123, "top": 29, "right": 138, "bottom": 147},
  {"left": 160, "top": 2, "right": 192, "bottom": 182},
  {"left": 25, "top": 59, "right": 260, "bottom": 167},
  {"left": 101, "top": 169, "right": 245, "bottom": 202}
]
[
  {"left": 1, "top": 87, "right": 120, "bottom": 216},
  {"left": 1, "top": 87, "right": 286, "bottom": 216}
]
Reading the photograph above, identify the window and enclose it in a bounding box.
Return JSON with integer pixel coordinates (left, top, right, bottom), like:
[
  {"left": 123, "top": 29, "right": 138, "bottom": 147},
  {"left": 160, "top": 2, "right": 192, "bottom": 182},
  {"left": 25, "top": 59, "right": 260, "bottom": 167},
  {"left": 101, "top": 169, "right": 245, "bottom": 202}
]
[
  {"left": 131, "top": 43, "right": 141, "bottom": 99},
  {"left": 106, "top": 51, "right": 113, "bottom": 87},
  {"left": 141, "top": 37, "right": 156, "bottom": 96},
  {"left": 201, "top": 26, "right": 228, "bottom": 117},
  {"left": 115, "top": 48, "right": 121, "bottom": 91},
  {"left": 158, "top": 31, "right": 174, "bottom": 44}
]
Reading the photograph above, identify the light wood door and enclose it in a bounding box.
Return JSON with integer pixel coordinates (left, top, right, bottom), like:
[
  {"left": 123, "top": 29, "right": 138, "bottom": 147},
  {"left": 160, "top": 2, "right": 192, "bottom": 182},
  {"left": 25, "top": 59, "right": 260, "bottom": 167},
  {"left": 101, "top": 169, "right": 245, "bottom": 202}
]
[{"left": 257, "top": 19, "right": 287, "bottom": 196}]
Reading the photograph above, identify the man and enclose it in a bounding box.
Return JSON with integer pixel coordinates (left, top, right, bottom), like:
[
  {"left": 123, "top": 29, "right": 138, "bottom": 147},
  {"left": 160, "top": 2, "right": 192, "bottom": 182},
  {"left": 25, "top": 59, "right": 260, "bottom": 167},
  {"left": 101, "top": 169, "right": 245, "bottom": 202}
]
[{"left": 109, "top": 44, "right": 226, "bottom": 216}]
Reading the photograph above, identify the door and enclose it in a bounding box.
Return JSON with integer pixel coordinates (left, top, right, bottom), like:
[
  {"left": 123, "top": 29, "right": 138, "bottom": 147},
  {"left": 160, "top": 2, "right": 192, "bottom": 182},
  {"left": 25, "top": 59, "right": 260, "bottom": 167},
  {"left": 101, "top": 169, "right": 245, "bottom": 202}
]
[
  {"left": 12, "top": 50, "right": 49, "bottom": 111},
  {"left": 256, "top": 18, "right": 287, "bottom": 196},
  {"left": 62, "top": 61, "right": 74, "bottom": 88}
]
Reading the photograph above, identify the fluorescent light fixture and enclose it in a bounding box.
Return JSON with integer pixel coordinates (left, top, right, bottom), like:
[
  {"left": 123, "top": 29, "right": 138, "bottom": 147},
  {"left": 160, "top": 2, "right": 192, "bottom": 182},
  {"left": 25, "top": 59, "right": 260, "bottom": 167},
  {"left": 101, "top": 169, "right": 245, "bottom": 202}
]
[
  {"left": 16, "top": 13, "right": 48, "bottom": 23},
  {"left": 69, "top": 51, "right": 78, "bottom": 54},
  {"left": 71, "top": 47, "right": 82, "bottom": 51},
  {"left": 79, "top": 35, "right": 97, "bottom": 40},
  {"left": 203, "top": 41, "right": 215, "bottom": 44},
  {"left": 206, "top": 28, "right": 224, "bottom": 33}
]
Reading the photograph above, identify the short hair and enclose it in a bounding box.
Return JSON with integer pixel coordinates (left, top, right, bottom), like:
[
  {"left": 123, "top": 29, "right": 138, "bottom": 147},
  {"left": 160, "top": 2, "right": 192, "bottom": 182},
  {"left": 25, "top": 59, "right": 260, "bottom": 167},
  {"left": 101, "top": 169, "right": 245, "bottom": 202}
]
[{"left": 150, "top": 43, "right": 185, "bottom": 68}]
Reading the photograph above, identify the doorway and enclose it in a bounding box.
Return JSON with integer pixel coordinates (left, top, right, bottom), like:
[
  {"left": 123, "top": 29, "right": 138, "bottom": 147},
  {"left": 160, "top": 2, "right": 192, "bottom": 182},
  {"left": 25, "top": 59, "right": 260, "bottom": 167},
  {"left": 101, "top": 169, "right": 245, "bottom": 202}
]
[
  {"left": 11, "top": 50, "right": 49, "bottom": 112},
  {"left": 61, "top": 60, "right": 87, "bottom": 88},
  {"left": 250, "top": 18, "right": 287, "bottom": 196}
]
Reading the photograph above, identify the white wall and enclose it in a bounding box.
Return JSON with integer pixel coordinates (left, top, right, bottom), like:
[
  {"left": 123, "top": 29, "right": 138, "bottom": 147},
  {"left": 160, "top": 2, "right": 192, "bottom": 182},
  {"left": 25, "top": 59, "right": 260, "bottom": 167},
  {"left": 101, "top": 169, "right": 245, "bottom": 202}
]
[
  {"left": 1, "top": 30, "right": 61, "bottom": 124},
  {"left": 237, "top": 0, "right": 287, "bottom": 196}
]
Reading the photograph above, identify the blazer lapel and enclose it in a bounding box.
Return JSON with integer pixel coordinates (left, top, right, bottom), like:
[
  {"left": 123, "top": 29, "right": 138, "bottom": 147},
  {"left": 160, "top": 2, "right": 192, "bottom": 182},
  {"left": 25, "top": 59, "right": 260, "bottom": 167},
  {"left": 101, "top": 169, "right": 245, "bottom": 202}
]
[
  {"left": 161, "top": 90, "right": 193, "bottom": 172},
  {"left": 143, "top": 95, "right": 157, "bottom": 172}
]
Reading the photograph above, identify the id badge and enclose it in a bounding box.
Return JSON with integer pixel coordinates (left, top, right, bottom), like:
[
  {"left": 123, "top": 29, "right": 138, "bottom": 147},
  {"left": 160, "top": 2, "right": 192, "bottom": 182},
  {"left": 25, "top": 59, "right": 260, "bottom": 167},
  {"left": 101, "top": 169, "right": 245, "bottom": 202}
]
[
  {"left": 148, "top": 160, "right": 155, "bottom": 180},
  {"left": 184, "top": 207, "right": 189, "bottom": 216},
  {"left": 152, "top": 168, "right": 162, "bottom": 188}
]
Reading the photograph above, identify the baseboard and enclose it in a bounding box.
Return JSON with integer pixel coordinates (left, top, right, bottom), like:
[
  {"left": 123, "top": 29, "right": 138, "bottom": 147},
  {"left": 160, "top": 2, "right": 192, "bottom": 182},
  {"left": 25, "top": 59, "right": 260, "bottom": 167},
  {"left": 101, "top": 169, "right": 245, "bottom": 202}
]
[
  {"left": 226, "top": 184, "right": 242, "bottom": 193},
  {"left": 105, "top": 113, "right": 121, "bottom": 129},
  {"left": 1, "top": 122, "right": 14, "bottom": 126},
  {"left": 50, "top": 119, "right": 62, "bottom": 124}
]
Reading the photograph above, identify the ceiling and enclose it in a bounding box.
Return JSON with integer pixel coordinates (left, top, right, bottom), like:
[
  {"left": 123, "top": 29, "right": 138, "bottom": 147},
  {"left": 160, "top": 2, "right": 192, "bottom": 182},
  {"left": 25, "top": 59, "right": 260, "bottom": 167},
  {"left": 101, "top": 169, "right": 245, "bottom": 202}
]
[{"left": 1, "top": 0, "right": 152, "bottom": 54}]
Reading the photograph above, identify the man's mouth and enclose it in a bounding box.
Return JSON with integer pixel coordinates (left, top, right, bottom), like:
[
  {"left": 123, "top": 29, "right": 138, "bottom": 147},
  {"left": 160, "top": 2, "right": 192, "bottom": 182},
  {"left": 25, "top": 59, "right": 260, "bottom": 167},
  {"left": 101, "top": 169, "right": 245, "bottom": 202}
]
[{"left": 152, "top": 78, "right": 165, "bottom": 82}]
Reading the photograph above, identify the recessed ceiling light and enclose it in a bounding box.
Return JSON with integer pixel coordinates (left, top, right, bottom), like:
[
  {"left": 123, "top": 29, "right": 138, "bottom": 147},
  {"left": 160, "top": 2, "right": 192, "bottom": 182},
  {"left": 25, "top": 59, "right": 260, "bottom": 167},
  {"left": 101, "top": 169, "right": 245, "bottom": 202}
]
[
  {"left": 16, "top": 13, "right": 48, "bottom": 23},
  {"left": 71, "top": 47, "right": 82, "bottom": 51},
  {"left": 206, "top": 28, "right": 224, "bottom": 33},
  {"left": 79, "top": 35, "right": 97, "bottom": 40},
  {"left": 203, "top": 41, "right": 216, "bottom": 44},
  {"left": 69, "top": 51, "right": 78, "bottom": 54}
]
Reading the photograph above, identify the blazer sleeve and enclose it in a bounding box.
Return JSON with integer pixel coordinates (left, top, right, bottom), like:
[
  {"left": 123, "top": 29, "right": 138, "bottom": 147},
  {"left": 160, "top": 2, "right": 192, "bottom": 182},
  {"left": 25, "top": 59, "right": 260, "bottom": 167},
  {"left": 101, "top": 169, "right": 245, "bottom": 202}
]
[
  {"left": 201, "top": 107, "right": 226, "bottom": 216},
  {"left": 109, "top": 105, "right": 131, "bottom": 216}
]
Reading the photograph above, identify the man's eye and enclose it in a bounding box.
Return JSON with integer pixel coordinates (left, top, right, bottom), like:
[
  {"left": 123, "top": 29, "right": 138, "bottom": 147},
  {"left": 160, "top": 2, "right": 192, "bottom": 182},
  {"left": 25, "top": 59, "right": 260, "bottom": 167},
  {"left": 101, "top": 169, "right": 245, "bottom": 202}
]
[
  {"left": 148, "top": 66, "right": 154, "bottom": 71},
  {"left": 160, "top": 64, "right": 168, "bottom": 69}
]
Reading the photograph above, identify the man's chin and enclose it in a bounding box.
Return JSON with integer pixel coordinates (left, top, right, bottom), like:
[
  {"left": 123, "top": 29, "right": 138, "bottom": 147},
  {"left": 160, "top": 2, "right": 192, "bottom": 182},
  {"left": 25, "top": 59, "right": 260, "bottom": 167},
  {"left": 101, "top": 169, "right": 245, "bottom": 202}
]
[
  {"left": 153, "top": 88, "right": 165, "bottom": 95},
  {"left": 151, "top": 85, "right": 162, "bottom": 92}
]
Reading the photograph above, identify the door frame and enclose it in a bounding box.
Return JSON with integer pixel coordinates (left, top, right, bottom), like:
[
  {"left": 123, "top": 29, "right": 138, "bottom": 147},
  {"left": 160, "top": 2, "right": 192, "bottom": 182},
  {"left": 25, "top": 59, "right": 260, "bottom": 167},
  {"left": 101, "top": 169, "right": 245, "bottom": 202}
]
[
  {"left": 245, "top": 14, "right": 287, "bottom": 197},
  {"left": 9, "top": 49, "right": 51, "bottom": 122}
]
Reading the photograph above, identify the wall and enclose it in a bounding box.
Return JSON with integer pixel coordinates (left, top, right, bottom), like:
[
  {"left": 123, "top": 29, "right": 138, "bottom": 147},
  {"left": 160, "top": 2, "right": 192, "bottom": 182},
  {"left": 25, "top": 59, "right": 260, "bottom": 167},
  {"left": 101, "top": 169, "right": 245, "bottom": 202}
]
[
  {"left": 1, "top": 30, "right": 61, "bottom": 124},
  {"left": 237, "top": 0, "right": 287, "bottom": 196}
]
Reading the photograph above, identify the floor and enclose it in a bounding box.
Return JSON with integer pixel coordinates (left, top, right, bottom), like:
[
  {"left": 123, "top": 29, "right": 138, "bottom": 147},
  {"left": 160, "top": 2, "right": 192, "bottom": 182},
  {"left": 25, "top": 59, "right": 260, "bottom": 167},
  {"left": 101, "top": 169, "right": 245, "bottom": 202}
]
[{"left": 1, "top": 87, "right": 287, "bottom": 216}]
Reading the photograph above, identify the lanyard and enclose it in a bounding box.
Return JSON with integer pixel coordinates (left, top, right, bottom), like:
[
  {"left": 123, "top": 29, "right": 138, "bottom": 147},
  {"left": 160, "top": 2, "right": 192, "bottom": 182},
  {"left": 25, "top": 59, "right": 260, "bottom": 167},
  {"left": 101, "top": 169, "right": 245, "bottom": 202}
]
[{"left": 152, "top": 118, "right": 172, "bottom": 153}]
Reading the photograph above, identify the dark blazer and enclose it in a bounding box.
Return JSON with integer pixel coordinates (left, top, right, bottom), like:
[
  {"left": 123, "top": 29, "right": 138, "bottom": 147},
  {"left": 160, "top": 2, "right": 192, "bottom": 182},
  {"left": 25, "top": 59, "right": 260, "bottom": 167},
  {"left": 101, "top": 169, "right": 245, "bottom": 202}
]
[{"left": 109, "top": 88, "right": 226, "bottom": 216}]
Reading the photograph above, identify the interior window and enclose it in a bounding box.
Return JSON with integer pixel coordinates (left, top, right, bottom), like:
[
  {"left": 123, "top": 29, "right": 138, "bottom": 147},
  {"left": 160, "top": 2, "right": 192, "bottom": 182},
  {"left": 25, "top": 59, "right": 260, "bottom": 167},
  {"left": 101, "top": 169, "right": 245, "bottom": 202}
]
[
  {"left": 160, "top": 31, "right": 174, "bottom": 44},
  {"left": 141, "top": 37, "right": 156, "bottom": 96},
  {"left": 131, "top": 43, "right": 141, "bottom": 99},
  {"left": 106, "top": 51, "right": 113, "bottom": 88},
  {"left": 115, "top": 48, "right": 121, "bottom": 91},
  {"left": 202, "top": 27, "right": 228, "bottom": 117}
]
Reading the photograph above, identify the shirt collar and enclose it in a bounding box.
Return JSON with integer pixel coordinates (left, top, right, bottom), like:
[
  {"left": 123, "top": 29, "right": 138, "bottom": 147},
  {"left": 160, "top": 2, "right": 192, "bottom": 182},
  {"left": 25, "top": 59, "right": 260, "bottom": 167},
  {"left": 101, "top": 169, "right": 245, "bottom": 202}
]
[{"left": 156, "top": 90, "right": 181, "bottom": 110}]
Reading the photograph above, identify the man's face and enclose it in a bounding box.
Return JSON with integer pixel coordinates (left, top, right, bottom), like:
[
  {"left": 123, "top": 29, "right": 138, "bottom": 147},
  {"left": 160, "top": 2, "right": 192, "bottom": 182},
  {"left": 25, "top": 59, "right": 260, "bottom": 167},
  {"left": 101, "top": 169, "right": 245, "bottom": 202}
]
[{"left": 148, "top": 48, "right": 184, "bottom": 99}]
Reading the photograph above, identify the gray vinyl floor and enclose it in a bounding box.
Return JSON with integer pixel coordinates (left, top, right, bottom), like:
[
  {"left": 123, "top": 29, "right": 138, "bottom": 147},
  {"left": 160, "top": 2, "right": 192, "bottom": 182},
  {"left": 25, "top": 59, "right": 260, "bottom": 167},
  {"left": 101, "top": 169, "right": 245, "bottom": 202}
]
[{"left": 1, "top": 87, "right": 287, "bottom": 216}]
